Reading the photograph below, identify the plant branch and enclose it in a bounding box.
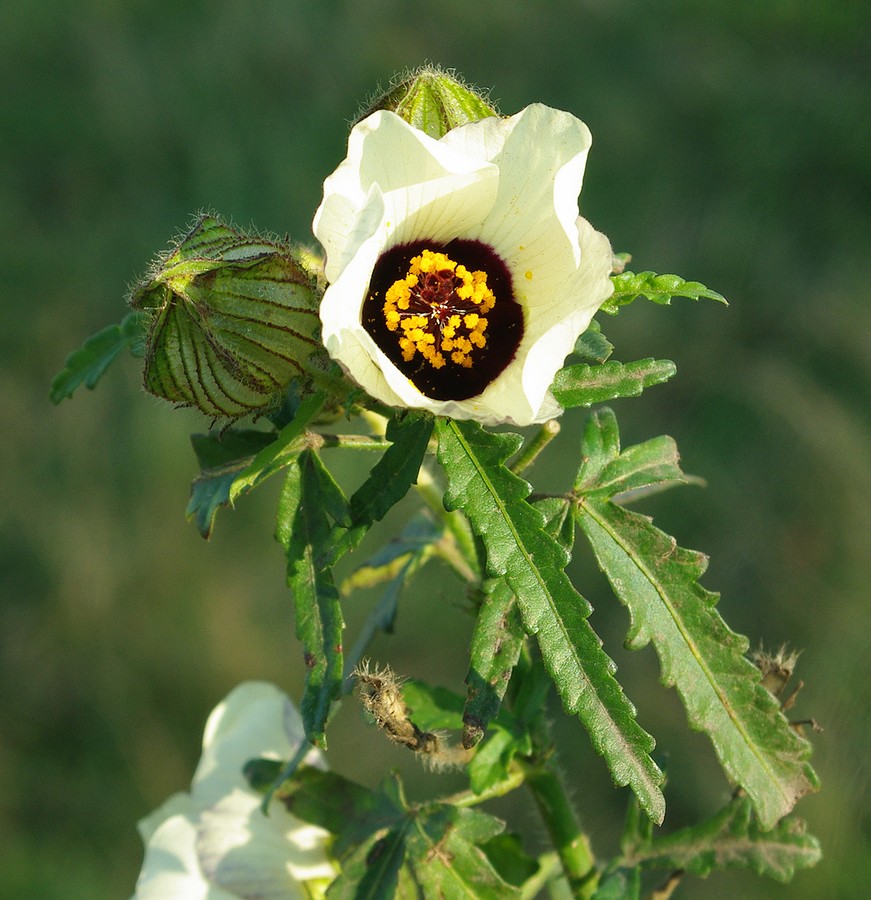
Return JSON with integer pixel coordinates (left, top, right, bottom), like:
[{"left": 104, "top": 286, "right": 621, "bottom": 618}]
[{"left": 510, "top": 419, "right": 560, "bottom": 474}]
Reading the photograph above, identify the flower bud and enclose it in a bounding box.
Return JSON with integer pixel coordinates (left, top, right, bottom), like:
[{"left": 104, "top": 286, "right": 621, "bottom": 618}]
[
  {"left": 131, "top": 214, "right": 325, "bottom": 420},
  {"left": 358, "top": 66, "right": 498, "bottom": 139}
]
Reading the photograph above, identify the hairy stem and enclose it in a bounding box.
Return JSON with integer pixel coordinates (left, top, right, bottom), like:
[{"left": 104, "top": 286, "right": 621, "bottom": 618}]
[
  {"left": 510, "top": 419, "right": 560, "bottom": 474},
  {"left": 524, "top": 761, "right": 598, "bottom": 897}
]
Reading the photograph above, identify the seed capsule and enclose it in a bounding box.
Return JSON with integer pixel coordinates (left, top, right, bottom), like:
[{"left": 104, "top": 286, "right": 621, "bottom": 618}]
[{"left": 131, "top": 214, "right": 324, "bottom": 420}]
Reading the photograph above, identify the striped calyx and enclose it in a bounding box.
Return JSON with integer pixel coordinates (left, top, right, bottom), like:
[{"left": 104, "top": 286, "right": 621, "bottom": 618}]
[{"left": 131, "top": 215, "right": 323, "bottom": 420}]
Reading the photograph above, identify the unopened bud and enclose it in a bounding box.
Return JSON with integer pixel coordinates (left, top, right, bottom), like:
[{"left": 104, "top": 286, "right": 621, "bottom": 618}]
[
  {"left": 131, "top": 214, "right": 325, "bottom": 420},
  {"left": 359, "top": 66, "right": 498, "bottom": 139}
]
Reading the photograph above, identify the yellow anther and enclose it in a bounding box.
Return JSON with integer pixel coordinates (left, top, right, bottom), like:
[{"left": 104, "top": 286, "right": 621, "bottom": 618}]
[{"left": 380, "top": 248, "right": 498, "bottom": 371}]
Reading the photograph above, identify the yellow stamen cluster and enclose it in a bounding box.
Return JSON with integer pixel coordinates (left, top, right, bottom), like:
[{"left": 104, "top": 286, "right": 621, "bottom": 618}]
[{"left": 383, "top": 249, "right": 494, "bottom": 370}]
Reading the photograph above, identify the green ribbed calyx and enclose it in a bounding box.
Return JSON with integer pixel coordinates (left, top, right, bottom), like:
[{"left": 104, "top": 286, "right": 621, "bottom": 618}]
[
  {"left": 361, "top": 67, "right": 498, "bottom": 139},
  {"left": 131, "top": 215, "right": 326, "bottom": 420}
]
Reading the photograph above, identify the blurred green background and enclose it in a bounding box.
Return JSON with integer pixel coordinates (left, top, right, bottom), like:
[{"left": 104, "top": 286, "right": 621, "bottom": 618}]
[{"left": 3, "top": 1, "right": 870, "bottom": 896}]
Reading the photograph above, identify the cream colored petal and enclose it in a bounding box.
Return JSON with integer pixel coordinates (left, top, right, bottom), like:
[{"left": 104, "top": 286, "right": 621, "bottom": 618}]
[
  {"left": 137, "top": 793, "right": 198, "bottom": 845},
  {"left": 314, "top": 111, "right": 498, "bottom": 283},
  {"left": 133, "top": 812, "right": 235, "bottom": 900},
  {"left": 192, "top": 682, "right": 324, "bottom": 809},
  {"left": 196, "top": 789, "right": 332, "bottom": 898},
  {"left": 443, "top": 104, "right": 591, "bottom": 260}
]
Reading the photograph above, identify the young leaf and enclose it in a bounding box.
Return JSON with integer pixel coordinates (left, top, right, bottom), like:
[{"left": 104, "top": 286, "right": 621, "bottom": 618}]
[
  {"left": 49, "top": 311, "right": 148, "bottom": 403},
  {"left": 340, "top": 511, "right": 441, "bottom": 595},
  {"left": 551, "top": 358, "right": 676, "bottom": 409},
  {"left": 435, "top": 418, "right": 664, "bottom": 823},
  {"left": 574, "top": 411, "right": 819, "bottom": 828},
  {"left": 602, "top": 270, "right": 727, "bottom": 314},
  {"left": 574, "top": 417, "right": 687, "bottom": 501},
  {"left": 623, "top": 796, "right": 821, "bottom": 882},
  {"left": 571, "top": 320, "right": 614, "bottom": 365},
  {"left": 410, "top": 805, "right": 516, "bottom": 898},
  {"left": 276, "top": 451, "right": 344, "bottom": 747},
  {"left": 322, "top": 411, "right": 434, "bottom": 566}
]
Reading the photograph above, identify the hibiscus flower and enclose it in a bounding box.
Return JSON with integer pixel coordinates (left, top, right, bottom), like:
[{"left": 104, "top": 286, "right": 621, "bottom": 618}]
[{"left": 313, "top": 103, "right": 613, "bottom": 426}]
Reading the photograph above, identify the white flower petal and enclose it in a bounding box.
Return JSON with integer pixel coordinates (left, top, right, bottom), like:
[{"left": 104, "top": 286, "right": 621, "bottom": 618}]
[
  {"left": 133, "top": 682, "right": 335, "bottom": 899},
  {"left": 196, "top": 789, "right": 333, "bottom": 898},
  {"left": 314, "top": 111, "right": 498, "bottom": 282},
  {"left": 134, "top": 812, "right": 236, "bottom": 900},
  {"left": 193, "top": 681, "right": 324, "bottom": 808}
]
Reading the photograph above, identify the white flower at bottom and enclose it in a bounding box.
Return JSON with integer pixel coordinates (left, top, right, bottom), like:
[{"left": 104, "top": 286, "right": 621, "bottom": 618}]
[
  {"left": 313, "top": 103, "right": 614, "bottom": 426},
  {"left": 133, "top": 682, "right": 335, "bottom": 899}
]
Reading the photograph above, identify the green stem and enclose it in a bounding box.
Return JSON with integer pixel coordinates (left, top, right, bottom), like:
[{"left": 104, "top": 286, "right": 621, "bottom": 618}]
[
  {"left": 414, "top": 462, "right": 481, "bottom": 580},
  {"left": 524, "top": 762, "right": 598, "bottom": 897},
  {"left": 511, "top": 645, "right": 598, "bottom": 896},
  {"left": 444, "top": 765, "right": 526, "bottom": 809},
  {"left": 510, "top": 419, "right": 560, "bottom": 474},
  {"left": 306, "top": 432, "right": 393, "bottom": 452}
]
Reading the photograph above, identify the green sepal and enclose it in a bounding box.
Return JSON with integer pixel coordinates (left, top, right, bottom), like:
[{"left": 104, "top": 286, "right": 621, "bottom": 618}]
[
  {"left": 49, "top": 310, "right": 148, "bottom": 403},
  {"left": 551, "top": 358, "right": 676, "bottom": 409},
  {"left": 360, "top": 65, "right": 498, "bottom": 139},
  {"left": 276, "top": 451, "right": 344, "bottom": 747},
  {"left": 435, "top": 417, "right": 665, "bottom": 823},
  {"left": 621, "top": 796, "right": 821, "bottom": 882},
  {"left": 602, "top": 270, "right": 727, "bottom": 314},
  {"left": 574, "top": 409, "right": 819, "bottom": 828}
]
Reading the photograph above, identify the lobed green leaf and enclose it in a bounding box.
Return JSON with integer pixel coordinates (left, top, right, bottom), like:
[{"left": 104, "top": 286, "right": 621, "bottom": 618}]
[
  {"left": 574, "top": 410, "right": 819, "bottom": 828},
  {"left": 435, "top": 418, "right": 665, "bottom": 822},
  {"left": 276, "top": 451, "right": 344, "bottom": 747},
  {"left": 551, "top": 358, "right": 676, "bottom": 409},
  {"left": 622, "top": 796, "right": 821, "bottom": 882},
  {"left": 280, "top": 768, "right": 518, "bottom": 898},
  {"left": 322, "top": 411, "right": 434, "bottom": 567},
  {"left": 49, "top": 310, "right": 148, "bottom": 403},
  {"left": 462, "top": 498, "right": 574, "bottom": 749},
  {"left": 602, "top": 270, "right": 727, "bottom": 314}
]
